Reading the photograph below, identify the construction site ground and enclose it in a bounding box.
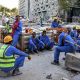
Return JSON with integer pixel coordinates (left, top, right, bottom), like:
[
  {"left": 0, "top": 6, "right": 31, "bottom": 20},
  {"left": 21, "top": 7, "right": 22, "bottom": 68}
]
[{"left": 0, "top": 49, "right": 79, "bottom": 80}]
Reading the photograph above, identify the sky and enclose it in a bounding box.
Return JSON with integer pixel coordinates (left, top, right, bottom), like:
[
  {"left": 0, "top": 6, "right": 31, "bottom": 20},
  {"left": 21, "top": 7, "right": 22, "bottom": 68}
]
[{"left": 0, "top": 0, "right": 19, "bottom": 9}]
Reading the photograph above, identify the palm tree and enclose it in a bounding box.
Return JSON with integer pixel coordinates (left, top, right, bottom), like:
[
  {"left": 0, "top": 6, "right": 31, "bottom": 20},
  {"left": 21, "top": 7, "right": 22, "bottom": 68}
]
[
  {"left": 11, "top": 8, "right": 16, "bottom": 12},
  {"left": 11, "top": 8, "right": 18, "bottom": 16},
  {"left": 0, "top": 6, "right": 5, "bottom": 13}
]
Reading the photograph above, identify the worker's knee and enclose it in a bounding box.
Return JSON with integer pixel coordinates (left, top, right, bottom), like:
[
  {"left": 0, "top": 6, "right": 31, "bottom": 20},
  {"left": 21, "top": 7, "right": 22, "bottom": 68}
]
[
  {"left": 38, "top": 43, "right": 44, "bottom": 48},
  {"left": 15, "top": 56, "right": 25, "bottom": 67}
]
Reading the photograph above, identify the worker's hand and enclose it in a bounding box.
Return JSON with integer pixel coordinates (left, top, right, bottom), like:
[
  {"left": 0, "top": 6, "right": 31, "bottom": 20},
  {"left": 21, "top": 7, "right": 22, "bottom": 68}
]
[{"left": 28, "top": 55, "right": 31, "bottom": 60}]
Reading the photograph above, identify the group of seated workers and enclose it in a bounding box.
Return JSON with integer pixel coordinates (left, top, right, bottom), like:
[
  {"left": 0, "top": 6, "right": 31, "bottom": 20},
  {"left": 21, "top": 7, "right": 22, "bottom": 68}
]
[
  {"left": 67, "top": 27, "right": 80, "bottom": 52},
  {"left": 28, "top": 30, "right": 54, "bottom": 53},
  {"left": 50, "top": 27, "right": 80, "bottom": 65},
  {"left": 70, "top": 27, "right": 80, "bottom": 52},
  {"left": 51, "top": 28, "right": 76, "bottom": 65}
]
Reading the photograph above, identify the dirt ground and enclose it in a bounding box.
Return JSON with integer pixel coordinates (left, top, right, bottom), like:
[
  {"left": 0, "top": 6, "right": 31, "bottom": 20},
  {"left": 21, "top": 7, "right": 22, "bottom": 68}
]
[{"left": 0, "top": 50, "right": 79, "bottom": 80}]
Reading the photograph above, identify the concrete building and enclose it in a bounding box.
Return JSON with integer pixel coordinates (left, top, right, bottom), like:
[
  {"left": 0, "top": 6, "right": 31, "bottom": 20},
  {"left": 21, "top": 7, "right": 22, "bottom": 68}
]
[
  {"left": 32, "top": 0, "right": 59, "bottom": 21},
  {"left": 19, "top": 0, "right": 59, "bottom": 21},
  {"left": 19, "top": 0, "right": 30, "bottom": 18}
]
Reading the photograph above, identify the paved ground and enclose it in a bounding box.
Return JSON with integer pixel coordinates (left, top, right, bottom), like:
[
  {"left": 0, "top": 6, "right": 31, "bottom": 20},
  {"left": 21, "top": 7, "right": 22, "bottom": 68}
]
[{"left": 0, "top": 50, "right": 79, "bottom": 80}]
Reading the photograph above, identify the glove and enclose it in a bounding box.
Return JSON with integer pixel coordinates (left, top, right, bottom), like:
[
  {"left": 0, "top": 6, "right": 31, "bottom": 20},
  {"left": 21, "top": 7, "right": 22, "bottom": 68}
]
[{"left": 28, "top": 55, "right": 31, "bottom": 60}]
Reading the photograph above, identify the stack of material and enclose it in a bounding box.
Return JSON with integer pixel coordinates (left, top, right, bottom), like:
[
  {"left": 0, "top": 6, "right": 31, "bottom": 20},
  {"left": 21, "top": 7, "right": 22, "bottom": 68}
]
[
  {"left": 19, "top": 33, "right": 31, "bottom": 51},
  {"left": 65, "top": 53, "right": 80, "bottom": 72}
]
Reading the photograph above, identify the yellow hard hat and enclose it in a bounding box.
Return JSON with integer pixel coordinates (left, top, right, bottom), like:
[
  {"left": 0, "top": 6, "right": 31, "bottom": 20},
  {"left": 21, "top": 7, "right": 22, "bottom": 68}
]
[
  {"left": 4, "top": 35, "right": 12, "bottom": 43},
  {"left": 75, "top": 25, "right": 80, "bottom": 29},
  {"left": 52, "top": 17, "right": 57, "bottom": 20}
]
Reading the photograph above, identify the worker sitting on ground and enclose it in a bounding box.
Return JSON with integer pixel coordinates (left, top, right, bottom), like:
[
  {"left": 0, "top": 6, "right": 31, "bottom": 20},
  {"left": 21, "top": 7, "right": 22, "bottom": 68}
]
[
  {"left": 39, "top": 30, "right": 54, "bottom": 50},
  {"left": 28, "top": 32, "right": 44, "bottom": 53},
  {"left": 0, "top": 35, "right": 31, "bottom": 76},
  {"left": 51, "top": 29, "right": 75, "bottom": 65},
  {"left": 51, "top": 19, "right": 60, "bottom": 28}
]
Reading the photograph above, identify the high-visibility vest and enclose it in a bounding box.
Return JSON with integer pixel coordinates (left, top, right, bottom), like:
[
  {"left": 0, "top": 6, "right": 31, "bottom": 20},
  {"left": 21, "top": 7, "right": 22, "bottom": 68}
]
[{"left": 0, "top": 44, "right": 15, "bottom": 68}]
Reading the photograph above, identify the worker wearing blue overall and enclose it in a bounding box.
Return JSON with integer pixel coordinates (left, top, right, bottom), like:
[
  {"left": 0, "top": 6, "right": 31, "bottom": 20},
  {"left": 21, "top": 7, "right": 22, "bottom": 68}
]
[
  {"left": 51, "top": 30, "right": 75, "bottom": 65},
  {"left": 0, "top": 35, "right": 31, "bottom": 76},
  {"left": 39, "top": 30, "right": 54, "bottom": 50},
  {"left": 76, "top": 34, "right": 80, "bottom": 52},
  {"left": 11, "top": 15, "right": 22, "bottom": 47},
  {"left": 70, "top": 27, "right": 78, "bottom": 40},
  {"left": 51, "top": 19, "right": 59, "bottom": 28},
  {"left": 28, "top": 32, "right": 44, "bottom": 53}
]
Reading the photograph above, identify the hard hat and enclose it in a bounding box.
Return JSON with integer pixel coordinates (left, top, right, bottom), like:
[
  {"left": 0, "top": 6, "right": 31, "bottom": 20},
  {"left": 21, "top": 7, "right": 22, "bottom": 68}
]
[
  {"left": 52, "top": 17, "right": 57, "bottom": 20},
  {"left": 75, "top": 25, "right": 80, "bottom": 29},
  {"left": 4, "top": 35, "right": 12, "bottom": 43}
]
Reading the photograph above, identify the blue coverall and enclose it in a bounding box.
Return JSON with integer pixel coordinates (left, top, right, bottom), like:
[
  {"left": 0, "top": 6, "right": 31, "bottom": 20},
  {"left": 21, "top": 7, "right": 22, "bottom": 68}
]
[
  {"left": 51, "top": 21, "right": 59, "bottom": 28},
  {"left": 70, "top": 30, "right": 78, "bottom": 39},
  {"left": 1, "top": 45, "right": 29, "bottom": 73},
  {"left": 76, "top": 37, "right": 80, "bottom": 52},
  {"left": 40, "top": 35, "right": 54, "bottom": 49},
  {"left": 54, "top": 32, "right": 75, "bottom": 62},
  {"left": 28, "top": 37, "right": 44, "bottom": 52},
  {"left": 11, "top": 21, "right": 22, "bottom": 46}
]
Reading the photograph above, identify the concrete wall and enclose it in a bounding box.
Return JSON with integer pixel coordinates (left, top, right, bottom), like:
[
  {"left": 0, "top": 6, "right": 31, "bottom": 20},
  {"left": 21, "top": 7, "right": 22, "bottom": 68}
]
[{"left": 19, "top": 0, "right": 59, "bottom": 21}]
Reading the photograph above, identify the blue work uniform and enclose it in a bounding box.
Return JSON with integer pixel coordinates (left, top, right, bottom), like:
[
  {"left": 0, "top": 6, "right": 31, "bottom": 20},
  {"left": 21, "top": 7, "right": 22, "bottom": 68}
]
[
  {"left": 54, "top": 32, "right": 75, "bottom": 62},
  {"left": 11, "top": 21, "right": 22, "bottom": 46},
  {"left": 28, "top": 37, "right": 44, "bottom": 52},
  {"left": 70, "top": 30, "right": 78, "bottom": 39},
  {"left": 1, "top": 45, "right": 29, "bottom": 73},
  {"left": 40, "top": 35, "right": 54, "bottom": 50},
  {"left": 76, "top": 37, "right": 80, "bottom": 52},
  {"left": 51, "top": 21, "right": 59, "bottom": 28}
]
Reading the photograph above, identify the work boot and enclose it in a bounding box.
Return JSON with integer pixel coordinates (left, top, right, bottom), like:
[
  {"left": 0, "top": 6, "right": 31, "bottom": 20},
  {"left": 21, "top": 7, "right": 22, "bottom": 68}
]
[
  {"left": 38, "top": 48, "right": 44, "bottom": 52},
  {"left": 12, "top": 68, "right": 22, "bottom": 76},
  {"left": 34, "top": 50, "right": 38, "bottom": 54},
  {"left": 51, "top": 60, "right": 60, "bottom": 65},
  {"left": 28, "top": 50, "right": 34, "bottom": 54}
]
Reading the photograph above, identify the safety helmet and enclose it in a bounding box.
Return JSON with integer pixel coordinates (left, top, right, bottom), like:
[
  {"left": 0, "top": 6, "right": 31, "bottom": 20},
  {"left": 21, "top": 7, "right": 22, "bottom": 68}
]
[
  {"left": 4, "top": 35, "right": 12, "bottom": 43},
  {"left": 52, "top": 17, "right": 58, "bottom": 20},
  {"left": 74, "top": 25, "right": 80, "bottom": 29}
]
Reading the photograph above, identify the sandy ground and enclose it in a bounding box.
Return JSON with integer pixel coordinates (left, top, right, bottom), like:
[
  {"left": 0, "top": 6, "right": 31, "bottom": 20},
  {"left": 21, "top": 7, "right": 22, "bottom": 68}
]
[{"left": 0, "top": 50, "right": 79, "bottom": 80}]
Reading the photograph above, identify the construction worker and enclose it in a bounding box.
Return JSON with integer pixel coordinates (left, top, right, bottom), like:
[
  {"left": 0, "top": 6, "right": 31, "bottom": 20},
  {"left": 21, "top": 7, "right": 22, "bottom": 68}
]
[
  {"left": 51, "top": 29, "right": 75, "bottom": 65},
  {"left": 11, "top": 15, "right": 22, "bottom": 46},
  {"left": 51, "top": 19, "right": 60, "bottom": 28},
  {"left": 39, "top": 30, "right": 54, "bottom": 50},
  {"left": 70, "top": 27, "right": 78, "bottom": 40},
  {"left": 0, "top": 35, "right": 31, "bottom": 76},
  {"left": 28, "top": 32, "right": 44, "bottom": 53},
  {"left": 76, "top": 34, "right": 80, "bottom": 52}
]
